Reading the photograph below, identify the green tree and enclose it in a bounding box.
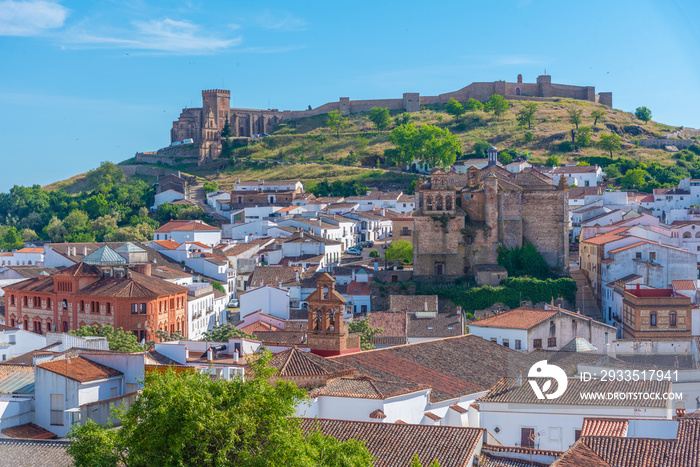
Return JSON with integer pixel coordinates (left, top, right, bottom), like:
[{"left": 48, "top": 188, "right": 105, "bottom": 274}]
[
  {"left": 544, "top": 155, "right": 560, "bottom": 167},
  {"left": 210, "top": 282, "right": 226, "bottom": 294},
  {"left": 368, "top": 107, "right": 391, "bottom": 131},
  {"left": 445, "top": 98, "right": 465, "bottom": 118},
  {"left": 409, "top": 454, "right": 441, "bottom": 467},
  {"left": 464, "top": 98, "right": 484, "bottom": 111},
  {"left": 384, "top": 239, "right": 413, "bottom": 264},
  {"left": 619, "top": 168, "right": 649, "bottom": 190},
  {"left": 1, "top": 226, "right": 23, "bottom": 251},
  {"left": 567, "top": 108, "right": 583, "bottom": 130},
  {"left": 87, "top": 162, "right": 126, "bottom": 193},
  {"left": 394, "top": 112, "right": 411, "bottom": 126},
  {"left": 484, "top": 94, "right": 509, "bottom": 118},
  {"left": 68, "top": 352, "right": 374, "bottom": 467},
  {"left": 201, "top": 324, "right": 254, "bottom": 341},
  {"left": 472, "top": 140, "right": 491, "bottom": 158},
  {"left": 516, "top": 103, "right": 537, "bottom": 130},
  {"left": 635, "top": 106, "right": 652, "bottom": 124},
  {"left": 597, "top": 133, "right": 623, "bottom": 158},
  {"left": 221, "top": 115, "right": 232, "bottom": 138},
  {"left": 368, "top": 249, "right": 380, "bottom": 258},
  {"left": 590, "top": 109, "right": 606, "bottom": 127},
  {"left": 63, "top": 209, "right": 90, "bottom": 235},
  {"left": 576, "top": 127, "right": 592, "bottom": 148},
  {"left": 44, "top": 216, "right": 67, "bottom": 242},
  {"left": 202, "top": 181, "right": 219, "bottom": 194},
  {"left": 497, "top": 243, "right": 553, "bottom": 280},
  {"left": 326, "top": 110, "right": 349, "bottom": 137},
  {"left": 347, "top": 318, "right": 383, "bottom": 351},
  {"left": 69, "top": 325, "right": 145, "bottom": 352},
  {"left": 389, "top": 123, "right": 460, "bottom": 168}
]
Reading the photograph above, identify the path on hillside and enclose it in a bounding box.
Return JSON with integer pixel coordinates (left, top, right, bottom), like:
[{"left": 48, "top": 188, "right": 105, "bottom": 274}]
[{"left": 569, "top": 266, "right": 603, "bottom": 322}]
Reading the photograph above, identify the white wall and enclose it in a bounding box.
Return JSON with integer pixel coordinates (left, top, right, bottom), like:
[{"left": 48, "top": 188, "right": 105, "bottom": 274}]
[
  {"left": 0, "top": 330, "right": 47, "bottom": 362},
  {"left": 239, "top": 286, "right": 290, "bottom": 320},
  {"left": 466, "top": 326, "right": 528, "bottom": 351}
]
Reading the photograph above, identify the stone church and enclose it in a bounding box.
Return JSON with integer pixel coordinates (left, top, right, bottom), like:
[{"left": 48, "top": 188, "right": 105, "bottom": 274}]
[{"left": 413, "top": 149, "right": 569, "bottom": 279}]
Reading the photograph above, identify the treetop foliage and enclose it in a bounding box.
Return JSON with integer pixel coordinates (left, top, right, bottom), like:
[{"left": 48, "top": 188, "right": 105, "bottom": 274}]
[
  {"left": 69, "top": 325, "right": 145, "bottom": 352},
  {"left": 68, "top": 351, "right": 375, "bottom": 467},
  {"left": 389, "top": 123, "right": 460, "bottom": 168}
]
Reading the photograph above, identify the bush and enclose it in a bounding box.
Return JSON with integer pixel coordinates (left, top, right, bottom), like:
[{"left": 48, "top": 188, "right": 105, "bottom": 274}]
[
  {"left": 497, "top": 243, "right": 553, "bottom": 280},
  {"left": 558, "top": 141, "right": 575, "bottom": 152},
  {"left": 473, "top": 140, "right": 491, "bottom": 158},
  {"left": 688, "top": 144, "right": 700, "bottom": 156},
  {"left": 523, "top": 131, "right": 535, "bottom": 142},
  {"left": 545, "top": 155, "right": 560, "bottom": 167},
  {"left": 369, "top": 249, "right": 380, "bottom": 258}
]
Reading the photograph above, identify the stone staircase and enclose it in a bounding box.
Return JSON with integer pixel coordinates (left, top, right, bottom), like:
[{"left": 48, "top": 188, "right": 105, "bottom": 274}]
[
  {"left": 569, "top": 268, "right": 603, "bottom": 321},
  {"left": 188, "top": 185, "right": 205, "bottom": 207}
]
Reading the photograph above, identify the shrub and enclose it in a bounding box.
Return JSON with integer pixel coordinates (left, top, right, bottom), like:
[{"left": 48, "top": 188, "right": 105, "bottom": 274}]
[{"left": 523, "top": 131, "right": 535, "bottom": 142}]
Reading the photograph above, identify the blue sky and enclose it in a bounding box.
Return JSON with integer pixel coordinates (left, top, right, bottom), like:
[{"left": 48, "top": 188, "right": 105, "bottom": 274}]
[{"left": 1, "top": 0, "right": 699, "bottom": 192}]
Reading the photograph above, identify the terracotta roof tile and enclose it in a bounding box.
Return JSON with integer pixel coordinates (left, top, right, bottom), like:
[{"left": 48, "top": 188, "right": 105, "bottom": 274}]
[
  {"left": 1, "top": 423, "right": 57, "bottom": 440},
  {"left": 424, "top": 411, "right": 441, "bottom": 421},
  {"left": 407, "top": 312, "right": 463, "bottom": 338},
  {"left": 672, "top": 280, "right": 697, "bottom": 291},
  {"left": 468, "top": 308, "right": 558, "bottom": 330},
  {"left": 333, "top": 335, "right": 534, "bottom": 402},
  {"left": 388, "top": 295, "right": 438, "bottom": 312},
  {"left": 300, "top": 418, "right": 483, "bottom": 467},
  {"left": 368, "top": 312, "right": 406, "bottom": 337},
  {"left": 269, "top": 347, "right": 353, "bottom": 377},
  {"left": 154, "top": 220, "right": 220, "bottom": 233},
  {"left": 449, "top": 404, "right": 467, "bottom": 414},
  {"left": 310, "top": 377, "right": 428, "bottom": 400},
  {"left": 153, "top": 240, "right": 181, "bottom": 250},
  {"left": 37, "top": 356, "right": 123, "bottom": 382},
  {"left": 369, "top": 409, "right": 386, "bottom": 419},
  {"left": 551, "top": 441, "right": 611, "bottom": 467},
  {"left": 0, "top": 439, "right": 73, "bottom": 466},
  {"left": 580, "top": 418, "right": 629, "bottom": 437}
]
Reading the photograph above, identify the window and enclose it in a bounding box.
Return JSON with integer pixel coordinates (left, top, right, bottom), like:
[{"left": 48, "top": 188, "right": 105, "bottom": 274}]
[
  {"left": 23, "top": 296, "right": 27, "bottom": 306},
  {"left": 435, "top": 262, "right": 444, "bottom": 275},
  {"left": 572, "top": 319, "right": 577, "bottom": 334},
  {"left": 62, "top": 299, "right": 67, "bottom": 310},
  {"left": 650, "top": 312, "right": 657, "bottom": 327},
  {"left": 575, "top": 429, "right": 582, "bottom": 441},
  {"left": 33, "top": 297, "right": 40, "bottom": 307},
  {"left": 636, "top": 252, "right": 642, "bottom": 260},
  {"left": 649, "top": 252, "right": 656, "bottom": 261},
  {"left": 80, "top": 300, "right": 85, "bottom": 312},
  {"left": 46, "top": 298, "right": 51, "bottom": 309},
  {"left": 402, "top": 226, "right": 410, "bottom": 236},
  {"left": 548, "top": 337, "right": 557, "bottom": 347},
  {"left": 502, "top": 339, "right": 509, "bottom": 348},
  {"left": 605, "top": 332, "right": 609, "bottom": 345},
  {"left": 91, "top": 301, "right": 99, "bottom": 313},
  {"left": 670, "top": 311, "right": 677, "bottom": 327},
  {"left": 51, "top": 394, "right": 64, "bottom": 426},
  {"left": 110, "top": 387, "right": 118, "bottom": 398},
  {"left": 9, "top": 295, "right": 14, "bottom": 306},
  {"left": 515, "top": 339, "right": 522, "bottom": 350},
  {"left": 490, "top": 337, "right": 498, "bottom": 343},
  {"left": 533, "top": 339, "right": 542, "bottom": 349},
  {"left": 106, "top": 303, "right": 111, "bottom": 315},
  {"left": 361, "top": 305, "right": 367, "bottom": 313}
]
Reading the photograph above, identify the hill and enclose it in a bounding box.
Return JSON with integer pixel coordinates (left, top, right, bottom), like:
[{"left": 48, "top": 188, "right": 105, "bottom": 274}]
[{"left": 46, "top": 98, "right": 694, "bottom": 195}]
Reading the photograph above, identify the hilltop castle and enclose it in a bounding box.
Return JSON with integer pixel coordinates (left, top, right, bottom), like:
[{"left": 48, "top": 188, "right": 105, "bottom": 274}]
[
  {"left": 139, "top": 74, "right": 611, "bottom": 165},
  {"left": 413, "top": 149, "right": 569, "bottom": 279}
]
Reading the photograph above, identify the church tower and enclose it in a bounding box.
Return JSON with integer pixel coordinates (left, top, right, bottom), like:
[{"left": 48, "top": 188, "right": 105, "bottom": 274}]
[{"left": 305, "top": 273, "right": 361, "bottom": 356}]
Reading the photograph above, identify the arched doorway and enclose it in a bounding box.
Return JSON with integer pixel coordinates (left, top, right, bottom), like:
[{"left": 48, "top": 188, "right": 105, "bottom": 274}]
[{"left": 515, "top": 87, "right": 521, "bottom": 96}]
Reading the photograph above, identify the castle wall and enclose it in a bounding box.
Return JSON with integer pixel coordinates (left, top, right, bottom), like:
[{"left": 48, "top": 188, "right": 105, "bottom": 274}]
[
  {"left": 413, "top": 215, "right": 466, "bottom": 278},
  {"left": 520, "top": 189, "right": 568, "bottom": 271}
]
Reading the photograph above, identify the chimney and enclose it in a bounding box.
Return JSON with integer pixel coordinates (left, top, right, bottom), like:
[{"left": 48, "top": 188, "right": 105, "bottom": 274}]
[
  {"left": 233, "top": 349, "right": 239, "bottom": 363},
  {"left": 318, "top": 219, "right": 322, "bottom": 226},
  {"left": 207, "top": 347, "right": 213, "bottom": 361},
  {"left": 300, "top": 231, "right": 304, "bottom": 238},
  {"left": 424, "top": 300, "right": 428, "bottom": 312},
  {"left": 66, "top": 246, "right": 70, "bottom": 255},
  {"left": 185, "top": 345, "right": 189, "bottom": 360},
  {"left": 516, "top": 371, "right": 522, "bottom": 387},
  {"left": 295, "top": 269, "right": 300, "bottom": 281},
  {"left": 381, "top": 208, "right": 386, "bottom": 216},
  {"left": 83, "top": 246, "right": 87, "bottom": 256}
]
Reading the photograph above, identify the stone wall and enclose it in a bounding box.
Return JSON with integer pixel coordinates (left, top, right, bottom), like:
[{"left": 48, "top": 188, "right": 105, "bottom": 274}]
[{"left": 639, "top": 139, "right": 694, "bottom": 149}]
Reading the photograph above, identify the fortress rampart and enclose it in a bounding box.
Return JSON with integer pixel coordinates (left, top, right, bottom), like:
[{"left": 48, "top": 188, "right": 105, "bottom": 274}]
[{"left": 152, "top": 74, "right": 611, "bottom": 166}]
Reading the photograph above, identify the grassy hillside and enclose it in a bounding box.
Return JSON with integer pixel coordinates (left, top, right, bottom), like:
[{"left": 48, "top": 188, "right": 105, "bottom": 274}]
[{"left": 48, "top": 98, "right": 690, "bottom": 194}]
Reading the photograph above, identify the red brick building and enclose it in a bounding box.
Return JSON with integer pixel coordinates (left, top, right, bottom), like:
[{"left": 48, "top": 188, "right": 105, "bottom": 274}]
[{"left": 4, "top": 246, "right": 188, "bottom": 342}]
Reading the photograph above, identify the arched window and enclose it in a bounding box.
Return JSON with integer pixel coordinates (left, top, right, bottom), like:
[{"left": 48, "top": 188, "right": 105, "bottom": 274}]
[
  {"left": 426, "top": 197, "right": 433, "bottom": 211},
  {"left": 683, "top": 232, "right": 691, "bottom": 238},
  {"left": 62, "top": 299, "right": 68, "bottom": 310},
  {"left": 436, "top": 196, "right": 443, "bottom": 210},
  {"left": 446, "top": 196, "right": 452, "bottom": 210},
  {"left": 669, "top": 311, "right": 677, "bottom": 327},
  {"left": 650, "top": 312, "right": 657, "bottom": 327},
  {"left": 695, "top": 232, "right": 700, "bottom": 238},
  {"left": 549, "top": 321, "right": 556, "bottom": 337}
]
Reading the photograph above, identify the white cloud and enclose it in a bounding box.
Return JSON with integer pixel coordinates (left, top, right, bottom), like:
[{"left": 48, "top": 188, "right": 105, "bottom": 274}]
[
  {"left": 63, "top": 17, "right": 242, "bottom": 54},
  {"left": 0, "top": 0, "right": 68, "bottom": 36},
  {"left": 252, "top": 10, "right": 306, "bottom": 31}
]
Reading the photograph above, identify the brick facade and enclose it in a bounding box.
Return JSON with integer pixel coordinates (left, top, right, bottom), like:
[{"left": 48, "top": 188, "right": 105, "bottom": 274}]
[
  {"left": 4, "top": 264, "right": 188, "bottom": 342},
  {"left": 622, "top": 287, "right": 692, "bottom": 339}
]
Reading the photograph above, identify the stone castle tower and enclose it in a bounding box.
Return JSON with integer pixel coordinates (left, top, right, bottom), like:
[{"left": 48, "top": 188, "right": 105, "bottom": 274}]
[{"left": 413, "top": 158, "right": 569, "bottom": 279}]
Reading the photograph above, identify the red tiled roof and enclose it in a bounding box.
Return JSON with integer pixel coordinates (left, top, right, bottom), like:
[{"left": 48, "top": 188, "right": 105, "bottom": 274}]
[
  {"left": 184, "top": 241, "right": 211, "bottom": 249},
  {"left": 368, "top": 312, "right": 407, "bottom": 337},
  {"left": 300, "top": 418, "right": 484, "bottom": 467},
  {"left": 269, "top": 347, "right": 353, "bottom": 378},
  {"left": 550, "top": 441, "right": 610, "bottom": 467},
  {"left": 37, "top": 357, "right": 123, "bottom": 382},
  {"left": 239, "top": 321, "right": 282, "bottom": 333},
  {"left": 310, "top": 377, "right": 428, "bottom": 400},
  {"left": 153, "top": 240, "right": 180, "bottom": 250},
  {"left": 580, "top": 418, "right": 629, "bottom": 437},
  {"left": 154, "top": 220, "right": 220, "bottom": 233},
  {"left": 468, "top": 308, "right": 558, "bottom": 330},
  {"left": 582, "top": 226, "right": 631, "bottom": 245},
  {"left": 389, "top": 294, "right": 438, "bottom": 312},
  {"left": 332, "top": 335, "right": 533, "bottom": 402},
  {"left": 344, "top": 280, "right": 371, "bottom": 295},
  {"left": 1, "top": 423, "right": 57, "bottom": 440},
  {"left": 14, "top": 248, "right": 43, "bottom": 254},
  {"left": 673, "top": 280, "right": 697, "bottom": 291},
  {"left": 449, "top": 404, "right": 467, "bottom": 414},
  {"left": 608, "top": 240, "right": 649, "bottom": 254},
  {"left": 424, "top": 411, "right": 441, "bottom": 421}
]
